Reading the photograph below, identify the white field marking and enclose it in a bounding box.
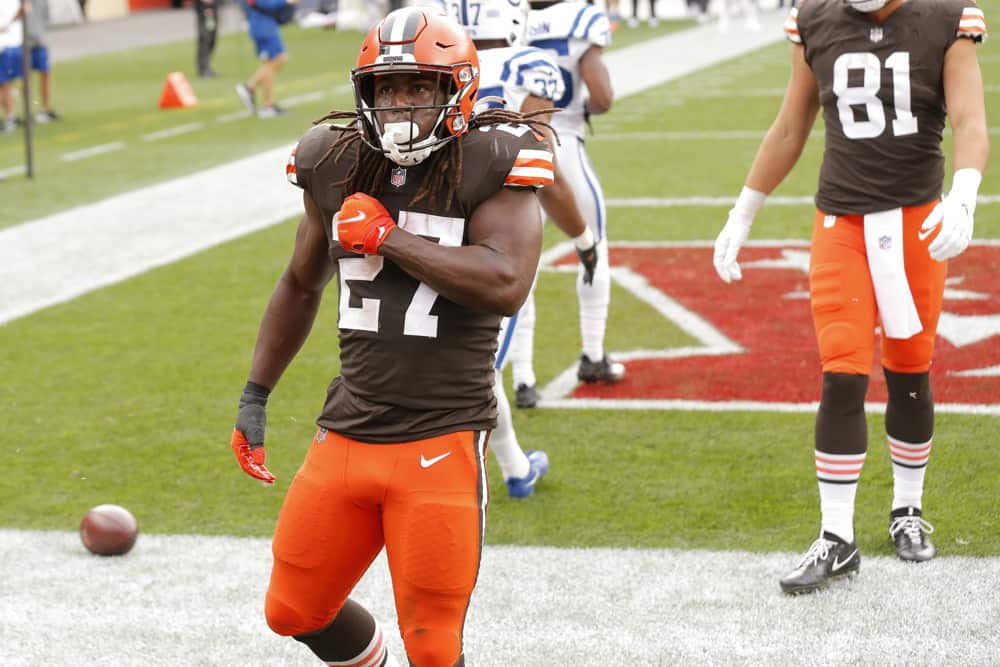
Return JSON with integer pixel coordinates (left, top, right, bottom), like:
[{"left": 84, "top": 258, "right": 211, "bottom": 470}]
[
  {"left": 537, "top": 398, "right": 1000, "bottom": 415},
  {"left": 0, "top": 164, "right": 26, "bottom": 178},
  {"left": 603, "top": 195, "right": 1000, "bottom": 208},
  {"left": 217, "top": 109, "right": 252, "bottom": 123},
  {"left": 59, "top": 141, "right": 126, "bottom": 162},
  {"left": 3, "top": 530, "right": 999, "bottom": 666},
  {"left": 0, "top": 146, "right": 300, "bottom": 325},
  {"left": 677, "top": 87, "right": 787, "bottom": 98},
  {"left": 0, "top": 21, "right": 793, "bottom": 325},
  {"left": 604, "top": 13, "right": 786, "bottom": 98},
  {"left": 282, "top": 90, "right": 326, "bottom": 108},
  {"left": 951, "top": 365, "right": 1000, "bottom": 378},
  {"left": 141, "top": 122, "right": 204, "bottom": 142},
  {"left": 592, "top": 127, "right": 1000, "bottom": 141},
  {"left": 537, "top": 240, "right": 1000, "bottom": 415}
]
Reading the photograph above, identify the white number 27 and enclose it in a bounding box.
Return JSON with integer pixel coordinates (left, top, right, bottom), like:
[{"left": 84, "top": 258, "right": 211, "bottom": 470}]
[{"left": 337, "top": 211, "right": 465, "bottom": 338}]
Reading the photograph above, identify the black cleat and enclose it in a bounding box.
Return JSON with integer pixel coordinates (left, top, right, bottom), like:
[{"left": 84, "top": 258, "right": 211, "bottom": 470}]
[
  {"left": 577, "top": 354, "right": 625, "bottom": 383},
  {"left": 889, "top": 507, "right": 935, "bottom": 562},
  {"left": 780, "top": 531, "right": 860, "bottom": 595},
  {"left": 515, "top": 383, "right": 540, "bottom": 409}
]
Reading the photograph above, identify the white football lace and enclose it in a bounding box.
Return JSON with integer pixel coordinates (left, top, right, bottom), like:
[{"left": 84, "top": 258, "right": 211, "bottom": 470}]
[
  {"left": 798, "top": 537, "right": 835, "bottom": 567},
  {"left": 889, "top": 515, "right": 935, "bottom": 542}
]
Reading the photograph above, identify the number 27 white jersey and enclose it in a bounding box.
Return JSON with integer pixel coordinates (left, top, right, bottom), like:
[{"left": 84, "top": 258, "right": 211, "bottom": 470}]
[
  {"left": 474, "top": 45, "right": 565, "bottom": 114},
  {"left": 527, "top": 1, "right": 611, "bottom": 138}
]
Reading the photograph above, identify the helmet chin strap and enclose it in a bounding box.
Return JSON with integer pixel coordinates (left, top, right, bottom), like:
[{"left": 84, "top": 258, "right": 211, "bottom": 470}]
[{"left": 380, "top": 121, "right": 434, "bottom": 167}]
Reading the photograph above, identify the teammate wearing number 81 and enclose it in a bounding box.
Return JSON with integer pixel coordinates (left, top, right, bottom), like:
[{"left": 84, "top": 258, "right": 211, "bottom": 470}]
[
  {"left": 228, "top": 8, "right": 555, "bottom": 665},
  {"left": 713, "top": 0, "right": 988, "bottom": 595}
]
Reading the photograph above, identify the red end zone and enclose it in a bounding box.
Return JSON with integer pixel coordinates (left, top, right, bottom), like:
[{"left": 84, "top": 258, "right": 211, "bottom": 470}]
[{"left": 553, "top": 243, "right": 1000, "bottom": 409}]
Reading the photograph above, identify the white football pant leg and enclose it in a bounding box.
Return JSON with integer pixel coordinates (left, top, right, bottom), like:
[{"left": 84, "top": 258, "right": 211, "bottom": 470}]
[
  {"left": 509, "top": 276, "right": 538, "bottom": 389},
  {"left": 555, "top": 136, "right": 611, "bottom": 361},
  {"left": 490, "top": 369, "right": 530, "bottom": 480}
]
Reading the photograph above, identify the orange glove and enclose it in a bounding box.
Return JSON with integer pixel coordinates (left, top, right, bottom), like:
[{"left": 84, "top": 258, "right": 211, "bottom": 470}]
[
  {"left": 231, "top": 381, "right": 276, "bottom": 484},
  {"left": 335, "top": 192, "right": 397, "bottom": 255}
]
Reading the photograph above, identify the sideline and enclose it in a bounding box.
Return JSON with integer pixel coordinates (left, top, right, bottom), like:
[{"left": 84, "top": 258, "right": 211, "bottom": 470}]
[
  {"left": 3, "top": 529, "right": 998, "bottom": 666},
  {"left": 0, "top": 15, "right": 787, "bottom": 326}
]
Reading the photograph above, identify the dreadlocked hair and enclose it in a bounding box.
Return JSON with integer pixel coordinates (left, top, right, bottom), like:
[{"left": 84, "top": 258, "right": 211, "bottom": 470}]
[{"left": 311, "top": 107, "right": 559, "bottom": 210}]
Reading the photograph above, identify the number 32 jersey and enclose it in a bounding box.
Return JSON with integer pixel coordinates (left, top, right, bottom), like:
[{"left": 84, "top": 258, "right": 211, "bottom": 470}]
[
  {"left": 287, "top": 123, "right": 553, "bottom": 443},
  {"left": 786, "top": 0, "right": 987, "bottom": 215}
]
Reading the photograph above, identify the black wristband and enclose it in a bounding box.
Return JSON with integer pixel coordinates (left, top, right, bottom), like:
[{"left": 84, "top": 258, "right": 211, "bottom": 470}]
[{"left": 240, "top": 381, "right": 271, "bottom": 407}]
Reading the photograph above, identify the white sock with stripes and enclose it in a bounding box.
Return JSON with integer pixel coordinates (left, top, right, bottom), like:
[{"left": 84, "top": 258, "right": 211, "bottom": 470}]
[
  {"left": 890, "top": 436, "right": 932, "bottom": 511},
  {"left": 816, "top": 450, "right": 867, "bottom": 543}
]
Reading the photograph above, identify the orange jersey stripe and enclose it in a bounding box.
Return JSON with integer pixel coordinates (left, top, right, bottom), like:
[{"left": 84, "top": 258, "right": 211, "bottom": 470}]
[{"left": 505, "top": 173, "right": 554, "bottom": 187}]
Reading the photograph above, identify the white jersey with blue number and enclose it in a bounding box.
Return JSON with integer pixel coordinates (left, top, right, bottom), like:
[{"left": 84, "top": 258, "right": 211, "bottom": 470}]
[
  {"left": 527, "top": 1, "right": 611, "bottom": 138},
  {"left": 474, "top": 45, "right": 565, "bottom": 114}
]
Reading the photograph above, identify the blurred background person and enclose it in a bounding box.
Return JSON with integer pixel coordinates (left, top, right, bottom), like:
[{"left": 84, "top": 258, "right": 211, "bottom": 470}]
[
  {"left": 0, "top": 0, "right": 24, "bottom": 133},
  {"left": 25, "top": 0, "right": 59, "bottom": 121},
  {"left": 194, "top": 0, "right": 219, "bottom": 78},
  {"left": 236, "top": 0, "right": 295, "bottom": 118},
  {"left": 626, "top": 0, "right": 656, "bottom": 27}
]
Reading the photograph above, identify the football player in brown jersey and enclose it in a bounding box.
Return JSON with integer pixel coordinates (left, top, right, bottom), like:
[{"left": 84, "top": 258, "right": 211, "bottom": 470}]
[
  {"left": 712, "top": 0, "right": 988, "bottom": 594},
  {"left": 229, "top": 8, "right": 557, "bottom": 665}
]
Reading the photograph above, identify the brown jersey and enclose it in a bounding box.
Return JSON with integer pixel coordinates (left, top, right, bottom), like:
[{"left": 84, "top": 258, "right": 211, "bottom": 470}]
[
  {"left": 785, "top": 0, "right": 987, "bottom": 215},
  {"left": 287, "top": 122, "right": 553, "bottom": 443}
]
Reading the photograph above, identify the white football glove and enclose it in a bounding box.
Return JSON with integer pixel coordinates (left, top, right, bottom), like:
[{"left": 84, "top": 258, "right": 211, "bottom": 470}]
[
  {"left": 920, "top": 168, "right": 981, "bottom": 262},
  {"left": 714, "top": 187, "right": 766, "bottom": 283}
]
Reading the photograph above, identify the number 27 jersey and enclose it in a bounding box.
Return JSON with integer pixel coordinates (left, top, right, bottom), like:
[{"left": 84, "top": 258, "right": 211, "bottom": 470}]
[{"left": 787, "top": 0, "right": 987, "bottom": 215}]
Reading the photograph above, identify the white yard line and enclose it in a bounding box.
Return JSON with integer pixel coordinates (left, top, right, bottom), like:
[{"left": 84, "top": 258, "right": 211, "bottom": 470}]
[
  {"left": 0, "top": 147, "right": 300, "bottom": 325},
  {"left": 60, "top": 141, "right": 126, "bottom": 162},
  {"left": 2, "top": 530, "right": 997, "bottom": 666},
  {"left": 141, "top": 122, "right": 205, "bottom": 142},
  {"left": 604, "top": 195, "right": 1000, "bottom": 207},
  {"left": 0, "top": 17, "right": 787, "bottom": 327}
]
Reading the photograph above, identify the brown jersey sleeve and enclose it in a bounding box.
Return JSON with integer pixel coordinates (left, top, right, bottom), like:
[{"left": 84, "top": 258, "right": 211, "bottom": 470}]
[{"left": 956, "top": 0, "right": 987, "bottom": 42}]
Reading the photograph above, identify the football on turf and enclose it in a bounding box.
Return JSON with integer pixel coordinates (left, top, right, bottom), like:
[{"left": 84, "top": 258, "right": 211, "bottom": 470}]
[{"left": 80, "top": 504, "right": 139, "bottom": 556}]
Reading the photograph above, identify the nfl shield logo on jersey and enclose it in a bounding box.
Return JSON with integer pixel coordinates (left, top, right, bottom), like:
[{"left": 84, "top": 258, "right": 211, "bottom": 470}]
[
  {"left": 879, "top": 235, "right": 892, "bottom": 250},
  {"left": 870, "top": 26, "right": 884, "bottom": 43},
  {"left": 390, "top": 167, "right": 407, "bottom": 188}
]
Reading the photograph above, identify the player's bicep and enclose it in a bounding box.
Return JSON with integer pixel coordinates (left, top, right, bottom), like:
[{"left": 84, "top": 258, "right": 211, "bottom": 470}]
[
  {"left": 943, "top": 38, "right": 987, "bottom": 133},
  {"left": 468, "top": 187, "right": 542, "bottom": 301},
  {"left": 286, "top": 190, "right": 337, "bottom": 293},
  {"left": 774, "top": 44, "right": 820, "bottom": 141}
]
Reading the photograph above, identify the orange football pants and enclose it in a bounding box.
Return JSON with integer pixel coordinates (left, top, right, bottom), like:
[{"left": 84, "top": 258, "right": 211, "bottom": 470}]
[
  {"left": 809, "top": 202, "right": 946, "bottom": 376},
  {"left": 264, "top": 428, "right": 489, "bottom": 667}
]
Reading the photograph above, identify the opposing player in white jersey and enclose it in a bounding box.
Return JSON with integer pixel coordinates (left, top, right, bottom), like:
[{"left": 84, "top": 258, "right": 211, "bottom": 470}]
[
  {"left": 449, "top": 0, "right": 597, "bottom": 496},
  {"left": 515, "top": 0, "right": 622, "bottom": 397}
]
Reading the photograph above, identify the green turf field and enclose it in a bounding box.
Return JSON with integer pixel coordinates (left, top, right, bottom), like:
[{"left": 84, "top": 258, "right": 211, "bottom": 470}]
[
  {"left": 2, "top": 10, "right": 998, "bottom": 568},
  {"left": 0, "top": 19, "right": 690, "bottom": 227}
]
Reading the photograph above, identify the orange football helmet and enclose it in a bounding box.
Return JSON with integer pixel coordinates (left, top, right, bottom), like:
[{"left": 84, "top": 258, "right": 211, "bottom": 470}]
[{"left": 352, "top": 8, "right": 480, "bottom": 166}]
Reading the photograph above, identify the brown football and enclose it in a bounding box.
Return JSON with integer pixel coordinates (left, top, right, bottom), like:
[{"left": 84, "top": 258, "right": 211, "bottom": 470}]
[{"left": 80, "top": 504, "right": 139, "bottom": 556}]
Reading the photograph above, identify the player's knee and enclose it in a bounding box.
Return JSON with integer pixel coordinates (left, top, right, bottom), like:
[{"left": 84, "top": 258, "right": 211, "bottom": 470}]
[
  {"left": 402, "top": 627, "right": 462, "bottom": 667},
  {"left": 883, "top": 337, "right": 935, "bottom": 374},
  {"left": 819, "top": 372, "right": 868, "bottom": 416},
  {"left": 265, "top": 591, "right": 313, "bottom": 637},
  {"left": 817, "top": 321, "right": 866, "bottom": 373}
]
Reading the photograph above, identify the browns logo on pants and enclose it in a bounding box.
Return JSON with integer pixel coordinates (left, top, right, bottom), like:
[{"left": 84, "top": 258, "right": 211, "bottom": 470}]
[
  {"left": 809, "top": 201, "right": 947, "bottom": 377},
  {"left": 265, "top": 428, "right": 489, "bottom": 666}
]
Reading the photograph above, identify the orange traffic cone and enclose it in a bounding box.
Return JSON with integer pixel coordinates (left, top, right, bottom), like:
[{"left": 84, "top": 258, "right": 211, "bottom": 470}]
[{"left": 158, "top": 72, "right": 198, "bottom": 109}]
